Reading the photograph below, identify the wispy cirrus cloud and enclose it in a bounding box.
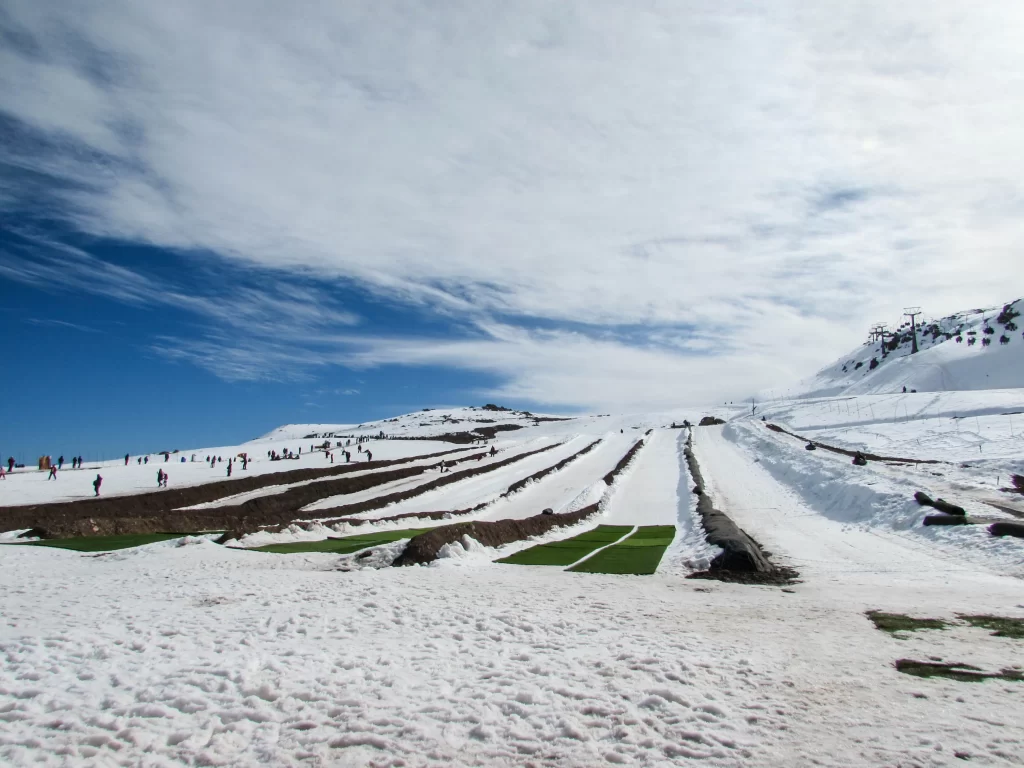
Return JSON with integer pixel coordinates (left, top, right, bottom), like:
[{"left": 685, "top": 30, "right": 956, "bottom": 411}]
[
  {"left": 2, "top": 0, "right": 1023, "bottom": 407},
  {"left": 0, "top": 231, "right": 360, "bottom": 340}
]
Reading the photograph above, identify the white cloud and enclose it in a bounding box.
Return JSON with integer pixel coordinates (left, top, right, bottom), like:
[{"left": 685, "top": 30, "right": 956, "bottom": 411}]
[{"left": 2, "top": 0, "right": 1022, "bottom": 407}]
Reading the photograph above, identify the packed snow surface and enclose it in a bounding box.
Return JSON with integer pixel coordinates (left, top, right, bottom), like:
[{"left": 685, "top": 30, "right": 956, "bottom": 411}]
[{"left": 2, "top": 398, "right": 1023, "bottom": 765}]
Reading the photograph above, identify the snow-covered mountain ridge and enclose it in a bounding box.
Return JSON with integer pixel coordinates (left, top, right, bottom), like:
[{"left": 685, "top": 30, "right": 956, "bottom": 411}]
[{"left": 788, "top": 298, "right": 1024, "bottom": 398}]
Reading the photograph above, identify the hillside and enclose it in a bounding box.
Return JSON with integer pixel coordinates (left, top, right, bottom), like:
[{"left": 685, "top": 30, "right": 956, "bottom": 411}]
[
  {"left": 789, "top": 298, "right": 1024, "bottom": 398},
  {"left": 257, "top": 405, "right": 573, "bottom": 443}
]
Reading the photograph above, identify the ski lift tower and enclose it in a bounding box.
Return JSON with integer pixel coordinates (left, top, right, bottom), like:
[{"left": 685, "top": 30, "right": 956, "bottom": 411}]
[
  {"left": 903, "top": 307, "right": 922, "bottom": 354},
  {"left": 873, "top": 323, "right": 890, "bottom": 356}
]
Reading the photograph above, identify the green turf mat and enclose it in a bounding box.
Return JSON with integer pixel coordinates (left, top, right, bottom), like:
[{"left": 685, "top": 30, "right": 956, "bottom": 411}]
[
  {"left": 568, "top": 525, "right": 676, "bottom": 575},
  {"left": 496, "top": 525, "right": 635, "bottom": 566},
  {"left": 23, "top": 533, "right": 201, "bottom": 552},
  {"left": 251, "top": 528, "right": 431, "bottom": 554}
]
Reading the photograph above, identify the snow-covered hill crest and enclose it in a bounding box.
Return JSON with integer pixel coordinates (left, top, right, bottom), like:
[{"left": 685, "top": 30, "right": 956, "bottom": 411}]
[
  {"left": 258, "top": 405, "right": 572, "bottom": 442},
  {"left": 790, "top": 298, "right": 1024, "bottom": 398}
]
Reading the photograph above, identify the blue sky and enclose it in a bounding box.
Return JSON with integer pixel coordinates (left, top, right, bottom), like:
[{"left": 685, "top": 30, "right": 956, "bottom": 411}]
[
  {"left": 0, "top": 225, "right": 517, "bottom": 460},
  {"left": 2, "top": 0, "right": 1022, "bottom": 460}
]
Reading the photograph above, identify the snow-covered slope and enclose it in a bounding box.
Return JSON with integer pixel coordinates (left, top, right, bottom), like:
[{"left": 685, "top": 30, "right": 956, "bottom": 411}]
[
  {"left": 257, "top": 405, "right": 571, "bottom": 442},
  {"left": 790, "top": 299, "right": 1024, "bottom": 398}
]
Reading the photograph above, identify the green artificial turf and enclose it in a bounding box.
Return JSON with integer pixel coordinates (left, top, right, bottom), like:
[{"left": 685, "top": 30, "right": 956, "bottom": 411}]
[
  {"left": 568, "top": 525, "right": 677, "bottom": 575},
  {"left": 24, "top": 533, "right": 201, "bottom": 552},
  {"left": 251, "top": 528, "right": 432, "bottom": 554},
  {"left": 496, "top": 525, "right": 635, "bottom": 566}
]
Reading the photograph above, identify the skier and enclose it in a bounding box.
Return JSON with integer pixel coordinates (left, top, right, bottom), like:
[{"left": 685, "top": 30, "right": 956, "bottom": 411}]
[
  {"left": 242, "top": 456, "right": 248, "bottom": 470},
  {"left": 144, "top": 456, "right": 149, "bottom": 464},
  {"left": 137, "top": 457, "right": 142, "bottom": 464},
  {"left": 852, "top": 451, "right": 868, "bottom": 466},
  {"left": 157, "top": 468, "right": 164, "bottom": 487},
  {"left": 7, "top": 457, "right": 14, "bottom": 473},
  {"left": 47, "top": 464, "right": 58, "bottom": 481},
  {"left": 226, "top": 460, "right": 232, "bottom": 477},
  {"left": 490, "top": 445, "right": 497, "bottom": 457},
  {"left": 366, "top": 450, "right": 372, "bottom": 461},
  {"left": 58, "top": 455, "right": 64, "bottom": 470},
  {"left": 0, "top": 466, "right": 5, "bottom": 479},
  {"left": 125, "top": 453, "right": 130, "bottom": 466},
  {"left": 162, "top": 471, "right": 169, "bottom": 488},
  {"left": 93, "top": 474, "right": 102, "bottom": 496}
]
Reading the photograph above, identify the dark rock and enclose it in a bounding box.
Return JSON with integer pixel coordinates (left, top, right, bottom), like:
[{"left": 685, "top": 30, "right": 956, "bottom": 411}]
[{"left": 698, "top": 416, "right": 726, "bottom": 427}]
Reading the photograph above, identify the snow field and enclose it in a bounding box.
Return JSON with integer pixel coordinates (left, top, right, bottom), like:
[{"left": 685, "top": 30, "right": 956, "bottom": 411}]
[
  {"left": 475, "top": 432, "right": 635, "bottom": 522},
  {"left": 3, "top": 538, "right": 1023, "bottom": 767},
  {"left": 698, "top": 423, "right": 1024, "bottom": 579},
  {"left": 179, "top": 448, "right": 479, "bottom": 511},
  {"left": 331, "top": 436, "right": 586, "bottom": 521},
  {"left": 0, "top": 439, "right": 460, "bottom": 508}
]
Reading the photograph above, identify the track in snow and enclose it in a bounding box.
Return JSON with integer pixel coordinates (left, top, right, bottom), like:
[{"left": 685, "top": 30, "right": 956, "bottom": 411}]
[
  {"left": 347, "top": 437, "right": 591, "bottom": 521},
  {"left": 476, "top": 433, "right": 636, "bottom": 522},
  {"left": 601, "top": 430, "right": 692, "bottom": 527},
  {"left": 180, "top": 449, "right": 478, "bottom": 511},
  {"left": 692, "top": 425, "right": 1021, "bottom": 589}
]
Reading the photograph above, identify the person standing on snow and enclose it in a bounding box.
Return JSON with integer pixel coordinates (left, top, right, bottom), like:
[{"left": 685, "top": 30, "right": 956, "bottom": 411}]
[
  {"left": 366, "top": 450, "right": 372, "bottom": 461},
  {"left": 226, "top": 460, "right": 232, "bottom": 477},
  {"left": 162, "top": 471, "right": 169, "bottom": 488},
  {"left": 157, "top": 468, "right": 164, "bottom": 487},
  {"left": 58, "top": 455, "right": 64, "bottom": 470},
  {"left": 93, "top": 474, "right": 102, "bottom": 496},
  {"left": 47, "top": 464, "right": 58, "bottom": 480},
  {"left": 125, "top": 453, "right": 130, "bottom": 466},
  {"left": 6, "top": 457, "right": 14, "bottom": 473}
]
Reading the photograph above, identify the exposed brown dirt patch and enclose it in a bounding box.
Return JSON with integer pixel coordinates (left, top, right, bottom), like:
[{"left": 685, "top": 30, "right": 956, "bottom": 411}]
[{"left": 13, "top": 448, "right": 474, "bottom": 540}]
